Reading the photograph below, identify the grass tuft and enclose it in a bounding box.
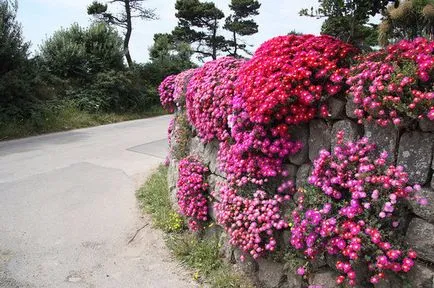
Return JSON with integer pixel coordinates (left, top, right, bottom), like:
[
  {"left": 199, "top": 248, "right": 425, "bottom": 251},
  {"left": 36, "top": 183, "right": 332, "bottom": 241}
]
[
  {"left": 136, "top": 165, "right": 185, "bottom": 233},
  {"left": 137, "top": 165, "right": 255, "bottom": 288},
  {"left": 167, "top": 233, "right": 221, "bottom": 277}
]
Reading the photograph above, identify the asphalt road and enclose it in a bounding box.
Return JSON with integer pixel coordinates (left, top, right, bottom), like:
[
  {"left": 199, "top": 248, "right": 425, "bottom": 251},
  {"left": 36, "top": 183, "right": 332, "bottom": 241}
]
[{"left": 0, "top": 115, "right": 196, "bottom": 288}]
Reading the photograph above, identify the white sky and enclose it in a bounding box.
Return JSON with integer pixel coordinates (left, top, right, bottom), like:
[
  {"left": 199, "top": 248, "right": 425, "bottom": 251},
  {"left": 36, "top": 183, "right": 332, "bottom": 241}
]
[{"left": 17, "top": 0, "right": 323, "bottom": 63}]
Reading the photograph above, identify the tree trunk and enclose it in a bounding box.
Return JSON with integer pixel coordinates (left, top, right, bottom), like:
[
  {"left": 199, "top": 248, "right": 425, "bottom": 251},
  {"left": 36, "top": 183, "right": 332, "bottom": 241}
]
[
  {"left": 212, "top": 18, "right": 217, "bottom": 60},
  {"left": 124, "top": 0, "right": 133, "bottom": 67},
  {"left": 233, "top": 30, "right": 237, "bottom": 57}
]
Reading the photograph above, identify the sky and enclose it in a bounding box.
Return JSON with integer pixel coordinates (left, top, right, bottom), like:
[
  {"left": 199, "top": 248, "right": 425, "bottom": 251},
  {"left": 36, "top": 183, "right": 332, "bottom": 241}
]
[{"left": 17, "top": 0, "right": 324, "bottom": 63}]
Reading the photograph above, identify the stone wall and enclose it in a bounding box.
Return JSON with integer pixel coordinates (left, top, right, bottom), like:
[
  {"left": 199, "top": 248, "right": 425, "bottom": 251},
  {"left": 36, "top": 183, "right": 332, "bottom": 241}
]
[{"left": 167, "top": 97, "right": 434, "bottom": 288}]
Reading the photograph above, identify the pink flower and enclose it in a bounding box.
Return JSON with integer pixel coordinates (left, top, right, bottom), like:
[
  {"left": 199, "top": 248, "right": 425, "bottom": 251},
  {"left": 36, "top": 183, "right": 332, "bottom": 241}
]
[
  {"left": 297, "top": 267, "right": 305, "bottom": 275},
  {"left": 215, "top": 185, "right": 291, "bottom": 258},
  {"left": 348, "top": 38, "right": 434, "bottom": 127},
  {"left": 177, "top": 156, "right": 209, "bottom": 230},
  {"left": 289, "top": 135, "right": 423, "bottom": 286},
  {"left": 186, "top": 57, "right": 245, "bottom": 142},
  {"left": 158, "top": 75, "right": 177, "bottom": 113}
]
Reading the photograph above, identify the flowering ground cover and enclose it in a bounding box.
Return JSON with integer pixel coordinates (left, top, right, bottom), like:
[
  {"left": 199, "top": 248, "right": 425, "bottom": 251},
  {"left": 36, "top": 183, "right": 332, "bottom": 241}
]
[
  {"left": 159, "top": 35, "right": 433, "bottom": 287},
  {"left": 347, "top": 37, "right": 434, "bottom": 126},
  {"left": 290, "top": 132, "right": 425, "bottom": 286}
]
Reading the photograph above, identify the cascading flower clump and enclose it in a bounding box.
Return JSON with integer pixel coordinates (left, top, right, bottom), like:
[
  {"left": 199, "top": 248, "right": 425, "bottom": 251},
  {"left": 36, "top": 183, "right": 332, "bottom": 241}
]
[
  {"left": 215, "top": 184, "right": 293, "bottom": 259},
  {"left": 173, "top": 69, "right": 196, "bottom": 107},
  {"left": 158, "top": 74, "right": 177, "bottom": 113},
  {"left": 236, "top": 34, "right": 357, "bottom": 125},
  {"left": 347, "top": 37, "right": 434, "bottom": 126},
  {"left": 177, "top": 156, "right": 209, "bottom": 231},
  {"left": 186, "top": 57, "right": 245, "bottom": 142},
  {"left": 290, "top": 132, "right": 426, "bottom": 286},
  {"left": 218, "top": 99, "right": 303, "bottom": 186},
  {"left": 218, "top": 35, "right": 356, "bottom": 187}
]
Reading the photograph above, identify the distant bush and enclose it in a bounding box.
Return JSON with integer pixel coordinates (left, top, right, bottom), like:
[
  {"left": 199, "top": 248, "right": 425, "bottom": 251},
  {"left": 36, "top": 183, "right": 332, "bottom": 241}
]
[
  {"left": 40, "top": 22, "right": 124, "bottom": 81},
  {"left": 39, "top": 23, "right": 159, "bottom": 114},
  {"left": 69, "top": 70, "right": 158, "bottom": 113},
  {"left": 0, "top": 1, "right": 42, "bottom": 120}
]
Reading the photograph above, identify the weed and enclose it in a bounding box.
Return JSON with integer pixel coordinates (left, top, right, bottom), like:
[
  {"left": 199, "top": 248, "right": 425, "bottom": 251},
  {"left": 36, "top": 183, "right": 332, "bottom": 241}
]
[
  {"left": 137, "top": 166, "right": 255, "bottom": 288},
  {"left": 136, "top": 165, "right": 186, "bottom": 233}
]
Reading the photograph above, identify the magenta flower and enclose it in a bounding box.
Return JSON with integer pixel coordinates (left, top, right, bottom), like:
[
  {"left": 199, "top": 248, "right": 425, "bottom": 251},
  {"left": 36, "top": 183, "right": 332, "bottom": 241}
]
[
  {"left": 347, "top": 38, "right": 434, "bottom": 126},
  {"left": 177, "top": 156, "right": 209, "bottom": 231},
  {"left": 289, "top": 134, "right": 422, "bottom": 286},
  {"left": 186, "top": 57, "right": 245, "bottom": 142}
]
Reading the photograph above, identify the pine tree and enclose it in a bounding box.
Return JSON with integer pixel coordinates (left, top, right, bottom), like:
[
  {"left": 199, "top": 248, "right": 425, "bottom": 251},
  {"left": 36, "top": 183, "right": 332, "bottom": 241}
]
[
  {"left": 88, "top": 0, "right": 157, "bottom": 67},
  {"left": 378, "top": 0, "right": 434, "bottom": 46},
  {"left": 300, "top": 0, "right": 394, "bottom": 48},
  {"left": 172, "top": 0, "right": 226, "bottom": 61},
  {"left": 224, "top": 0, "right": 261, "bottom": 57}
]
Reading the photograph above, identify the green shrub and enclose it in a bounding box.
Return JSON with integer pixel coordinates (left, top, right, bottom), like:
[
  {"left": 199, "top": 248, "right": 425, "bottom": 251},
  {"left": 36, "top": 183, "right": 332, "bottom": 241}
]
[
  {"left": 39, "top": 23, "right": 160, "bottom": 114},
  {"left": 0, "top": 1, "right": 28, "bottom": 75},
  {"left": 0, "top": 100, "right": 165, "bottom": 140},
  {"left": 69, "top": 70, "right": 159, "bottom": 113},
  {"left": 40, "top": 22, "right": 124, "bottom": 81},
  {"left": 0, "top": 1, "right": 43, "bottom": 120}
]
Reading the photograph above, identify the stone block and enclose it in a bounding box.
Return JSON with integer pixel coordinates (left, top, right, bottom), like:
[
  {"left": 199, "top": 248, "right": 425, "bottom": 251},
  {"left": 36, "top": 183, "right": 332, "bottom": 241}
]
[
  {"left": 432, "top": 174, "right": 434, "bottom": 190},
  {"left": 257, "top": 258, "right": 285, "bottom": 288},
  {"left": 309, "top": 119, "right": 332, "bottom": 162},
  {"left": 331, "top": 120, "right": 362, "bottom": 151},
  {"left": 233, "top": 249, "right": 258, "bottom": 275},
  {"left": 420, "top": 118, "right": 434, "bottom": 132},
  {"left": 188, "top": 136, "right": 205, "bottom": 159},
  {"left": 208, "top": 174, "right": 226, "bottom": 200},
  {"left": 406, "top": 218, "right": 434, "bottom": 263},
  {"left": 431, "top": 153, "right": 434, "bottom": 189},
  {"left": 202, "top": 224, "right": 222, "bottom": 240},
  {"left": 310, "top": 256, "right": 327, "bottom": 271},
  {"left": 346, "top": 95, "right": 358, "bottom": 119},
  {"left": 204, "top": 140, "right": 219, "bottom": 171},
  {"left": 397, "top": 132, "right": 434, "bottom": 185},
  {"left": 406, "top": 261, "right": 434, "bottom": 288},
  {"left": 410, "top": 187, "right": 434, "bottom": 224},
  {"left": 283, "top": 272, "right": 303, "bottom": 288},
  {"left": 364, "top": 122, "right": 399, "bottom": 164},
  {"left": 169, "top": 188, "right": 179, "bottom": 212},
  {"left": 167, "top": 160, "right": 179, "bottom": 190},
  {"left": 308, "top": 269, "right": 339, "bottom": 287},
  {"left": 327, "top": 97, "right": 346, "bottom": 119},
  {"left": 219, "top": 232, "right": 235, "bottom": 263},
  {"left": 374, "top": 272, "right": 403, "bottom": 288},
  {"left": 288, "top": 124, "right": 309, "bottom": 165},
  {"left": 296, "top": 164, "right": 311, "bottom": 189},
  {"left": 208, "top": 202, "right": 217, "bottom": 222},
  {"left": 283, "top": 164, "right": 298, "bottom": 182}
]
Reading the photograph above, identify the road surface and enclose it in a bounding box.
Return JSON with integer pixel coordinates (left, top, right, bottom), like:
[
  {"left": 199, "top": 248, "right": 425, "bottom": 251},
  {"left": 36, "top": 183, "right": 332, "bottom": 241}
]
[{"left": 0, "top": 115, "right": 196, "bottom": 288}]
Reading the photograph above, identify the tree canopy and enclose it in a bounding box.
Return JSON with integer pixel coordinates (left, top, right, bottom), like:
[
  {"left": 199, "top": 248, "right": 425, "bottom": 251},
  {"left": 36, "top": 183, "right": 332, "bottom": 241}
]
[
  {"left": 173, "top": 0, "right": 260, "bottom": 60},
  {"left": 88, "top": 0, "right": 157, "bottom": 67},
  {"left": 224, "top": 0, "right": 261, "bottom": 57},
  {"left": 378, "top": 0, "right": 434, "bottom": 46},
  {"left": 173, "top": 0, "right": 226, "bottom": 61},
  {"left": 300, "top": 0, "right": 395, "bottom": 48}
]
